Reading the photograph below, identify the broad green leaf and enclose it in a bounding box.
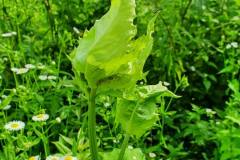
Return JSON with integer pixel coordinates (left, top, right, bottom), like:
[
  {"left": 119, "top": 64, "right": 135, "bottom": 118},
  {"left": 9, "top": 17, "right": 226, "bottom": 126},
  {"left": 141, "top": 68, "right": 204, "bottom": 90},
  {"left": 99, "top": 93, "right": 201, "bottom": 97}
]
[
  {"left": 70, "top": 0, "right": 136, "bottom": 88},
  {"left": 226, "top": 116, "right": 240, "bottom": 126},
  {"left": 116, "top": 97, "right": 158, "bottom": 138},
  {"left": 123, "top": 81, "right": 179, "bottom": 101},
  {"left": 101, "top": 148, "right": 145, "bottom": 160},
  {"left": 116, "top": 82, "right": 178, "bottom": 138},
  {"left": 70, "top": 0, "right": 157, "bottom": 94},
  {"left": 136, "top": 82, "right": 179, "bottom": 100}
]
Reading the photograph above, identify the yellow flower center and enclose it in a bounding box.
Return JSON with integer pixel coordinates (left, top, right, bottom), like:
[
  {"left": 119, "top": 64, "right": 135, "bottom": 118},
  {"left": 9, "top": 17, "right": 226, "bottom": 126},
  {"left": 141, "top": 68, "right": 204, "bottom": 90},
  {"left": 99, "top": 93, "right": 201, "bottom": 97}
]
[
  {"left": 64, "top": 156, "right": 73, "bottom": 160},
  {"left": 29, "top": 157, "right": 36, "bottom": 160},
  {"left": 36, "top": 114, "right": 44, "bottom": 119},
  {"left": 10, "top": 123, "right": 20, "bottom": 129}
]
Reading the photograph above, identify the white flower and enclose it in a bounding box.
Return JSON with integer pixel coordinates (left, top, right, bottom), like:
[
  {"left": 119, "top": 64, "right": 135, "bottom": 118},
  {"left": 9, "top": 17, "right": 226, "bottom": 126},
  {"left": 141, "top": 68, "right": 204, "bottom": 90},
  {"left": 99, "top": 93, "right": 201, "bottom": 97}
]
[
  {"left": 113, "top": 139, "right": 119, "bottom": 144},
  {"left": 46, "top": 155, "right": 60, "bottom": 160},
  {"left": 11, "top": 67, "right": 19, "bottom": 72},
  {"left": 32, "top": 113, "right": 49, "bottom": 122},
  {"left": 56, "top": 117, "right": 61, "bottom": 123},
  {"left": 3, "top": 57, "right": 8, "bottom": 61},
  {"left": 73, "top": 27, "right": 80, "bottom": 34},
  {"left": 16, "top": 68, "right": 29, "bottom": 74},
  {"left": 2, "top": 95, "right": 7, "bottom": 99},
  {"left": 47, "top": 75, "right": 57, "bottom": 80},
  {"left": 104, "top": 102, "right": 111, "bottom": 107},
  {"left": 39, "top": 75, "right": 57, "bottom": 81},
  {"left": 231, "top": 42, "right": 238, "bottom": 48},
  {"left": 149, "top": 152, "right": 156, "bottom": 158},
  {"left": 18, "top": 85, "right": 26, "bottom": 90},
  {"left": 39, "top": 75, "right": 48, "bottom": 80},
  {"left": 3, "top": 105, "right": 11, "bottom": 110},
  {"left": 4, "top": 120, "right": 25, "bottom": 131},
  {"left": 2, "top": 32, "right": 17, "bottom": 37},
  {"left": 163, "top": 81, "right": 170, "bottom": 86},
  {"left": 25, "top": 64, "right": 36, "bottom": 69},
  {"left": 28, "top": 155, "right": 40, "bottom": 160},
  {"left": 226, "top": 42, "right": 239, "bottom": 49},
  {"left": 60, "top": 155, "right": 78, "bottom": 160},
  {"left": 206, "top": 108, "right": 216, "bottom": 114},
  {"left": 11, "top": 67, "right": 29, "bottom": 74}
]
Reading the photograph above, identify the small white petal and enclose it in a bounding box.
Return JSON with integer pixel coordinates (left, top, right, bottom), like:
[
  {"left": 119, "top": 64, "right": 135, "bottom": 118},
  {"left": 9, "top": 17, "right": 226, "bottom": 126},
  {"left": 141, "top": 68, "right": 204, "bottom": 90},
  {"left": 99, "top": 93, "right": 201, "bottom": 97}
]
[
  {"left": 11, "top": 67, "right": 19, "bottom": 72},
  {"left": 231, "top": 42, "right": 238, "bottom": 48},
  {"left": 73, "top": 27, "right": 80, "bottom": 34},
  {"left": 32, "top": 113, "right": 49, "bottom": 122},
  {"left": 39, "top": 75, "right": 48, "bottom": 80},
  {"left": 48, "top": 75, "right": 57, "bottom": 80},
  {"left": 28, "top": 155, "right": 40, "bottom": 160},
  {"left": 226, "top": 44, "right": 231, "bottom": 49},
  {"left": 16, "top": 68, "right": 29, "bottom": 74},
  {"left": 56, "top": 117, "right": 61, "bottom": 123},
  {"left": 149, "top": 152, "right": 156, "bottom": 158},
  {"left": 2, "top": 32, "right": 17, "bottom": 37},
  {"left": 46, "top": 155, "right": 60, "bottom": 160},
  {"left": 25, "top": 64, "right": 36, "bottom": 69}
]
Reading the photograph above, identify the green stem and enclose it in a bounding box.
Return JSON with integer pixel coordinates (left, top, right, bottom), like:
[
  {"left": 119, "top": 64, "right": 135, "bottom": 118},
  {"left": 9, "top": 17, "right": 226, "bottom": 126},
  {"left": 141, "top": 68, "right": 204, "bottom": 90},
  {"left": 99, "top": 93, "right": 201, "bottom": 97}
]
[
  {"left": 41, "top": 127, "right": 50, "bottom": 157},
  {"left": 88, "top": 88, "right": 98, "bottom": 160},
  {"left": 117, "top": 134, "right": 130, "bottom": 160}
]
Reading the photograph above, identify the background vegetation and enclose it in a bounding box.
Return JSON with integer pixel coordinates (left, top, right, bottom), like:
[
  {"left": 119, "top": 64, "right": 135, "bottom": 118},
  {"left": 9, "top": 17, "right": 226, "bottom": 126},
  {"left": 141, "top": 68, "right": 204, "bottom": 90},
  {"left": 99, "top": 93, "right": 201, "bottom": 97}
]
[{"left": 0, "top": 0, "right": 240, "bottom": 159}]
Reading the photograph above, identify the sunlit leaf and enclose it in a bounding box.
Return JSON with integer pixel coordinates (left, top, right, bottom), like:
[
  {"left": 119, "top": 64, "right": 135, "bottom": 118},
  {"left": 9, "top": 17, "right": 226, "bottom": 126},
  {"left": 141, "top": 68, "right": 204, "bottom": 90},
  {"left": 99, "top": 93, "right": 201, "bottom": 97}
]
[{"left": 116, "top": 82, "right": 178, "bottom": 138}]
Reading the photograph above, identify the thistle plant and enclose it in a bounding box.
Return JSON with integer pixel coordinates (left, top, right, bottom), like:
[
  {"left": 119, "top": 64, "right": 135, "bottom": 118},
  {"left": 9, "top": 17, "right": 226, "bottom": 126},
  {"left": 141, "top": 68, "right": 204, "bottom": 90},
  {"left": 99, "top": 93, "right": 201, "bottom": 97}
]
[{"left": 70, "top": 0, "right": 177, "bottom": 159}]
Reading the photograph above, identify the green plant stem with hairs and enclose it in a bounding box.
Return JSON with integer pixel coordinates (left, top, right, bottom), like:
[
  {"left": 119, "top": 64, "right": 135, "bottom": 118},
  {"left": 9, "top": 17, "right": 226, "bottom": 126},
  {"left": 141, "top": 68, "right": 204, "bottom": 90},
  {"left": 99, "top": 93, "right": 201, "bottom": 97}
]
[
  {"left": 117, "top": 134, "right": 130, "bottom": 160},
  {"left": 88, "top": 88, "right": 99, "bottom": 160}
]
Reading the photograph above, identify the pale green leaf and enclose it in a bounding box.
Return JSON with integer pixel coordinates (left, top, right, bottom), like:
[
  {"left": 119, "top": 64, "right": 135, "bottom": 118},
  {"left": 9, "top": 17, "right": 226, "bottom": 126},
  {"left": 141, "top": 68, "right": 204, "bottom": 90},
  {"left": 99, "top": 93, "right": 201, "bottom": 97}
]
[
  {"left": 70, "top": 0, "right": 136, "bottom": 88},
  {"left": 116, "top": 82, "right": 178, "bottom": 138},
  {"left": 116, "top": 97, "right": 158, "bottom": 138},
  {"left": 70, "top": 0, "right": 157, "bottom": 94}
]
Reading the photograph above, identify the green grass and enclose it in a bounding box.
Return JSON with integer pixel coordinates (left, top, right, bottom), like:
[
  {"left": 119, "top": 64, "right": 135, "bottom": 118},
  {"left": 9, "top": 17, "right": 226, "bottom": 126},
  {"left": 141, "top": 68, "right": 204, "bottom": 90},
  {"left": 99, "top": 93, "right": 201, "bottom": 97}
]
[{"left": 0, "top": 0, "right": 240, "bottom": 160}]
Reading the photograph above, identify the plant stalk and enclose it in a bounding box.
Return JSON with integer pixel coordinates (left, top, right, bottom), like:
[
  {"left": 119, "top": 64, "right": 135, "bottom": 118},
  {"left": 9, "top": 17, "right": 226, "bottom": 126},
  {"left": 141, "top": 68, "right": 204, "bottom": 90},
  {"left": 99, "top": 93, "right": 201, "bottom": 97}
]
[
  {"left": 88, "top": 88, "right": 98, "bottom": 160},
  {"left": 117, "top": 134, "right": 130, "bottom": 160}
]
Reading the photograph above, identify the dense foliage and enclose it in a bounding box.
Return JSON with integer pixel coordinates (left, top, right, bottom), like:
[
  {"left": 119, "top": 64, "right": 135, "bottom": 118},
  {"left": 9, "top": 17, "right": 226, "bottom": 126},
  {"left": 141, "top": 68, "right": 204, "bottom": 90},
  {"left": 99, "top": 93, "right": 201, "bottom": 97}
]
[{"left": 0, "top": 0, "right": 239, "bottom": 159}]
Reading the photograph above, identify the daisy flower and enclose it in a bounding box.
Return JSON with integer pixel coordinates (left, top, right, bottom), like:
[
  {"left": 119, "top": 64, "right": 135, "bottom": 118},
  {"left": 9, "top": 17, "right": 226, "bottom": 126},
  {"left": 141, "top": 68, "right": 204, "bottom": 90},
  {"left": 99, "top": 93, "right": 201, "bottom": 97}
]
[
  {"left": 60, "top": 155, "right": 78, "bottom": 160},
  {"left": 39, "top": 75, "right": 48, "bottom": 81},
  {"left": 39, "top": 75, "right": 57, "bottom": 81},
  {"left": 46, "top": 155, "right": 60, "bottom": 160},
  {"left": 28, "top": 155, "right": 40, "bottom": 160},
  {"left": 11, "top": 67, "right": 29, "bottom": 74},
  {"left": 2, "top": 32, "right": 17, "bottom": 37},
  {"left": 25, "top": 64, "right": 36, "bottom": 69},
  {"left": 149, "top": 152, "right": 156, "bottom": 158},
  {"left": 47, "top": 75, "right": 57, "bottom": 80},
  {"left": 11, "top": 67, "right": 19, "bottom": 72},
  {"left": 4, "top": 120, "right": 25, "bottom": 131},
  {"left": 16, "top": 68, "right": 29, "bottom": 74},
  {"left": 56, "top": 117, "right": 61, "bottom": 123},
  {"left": 32, "top": 113, "right": 49, "bottom": 122}
]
